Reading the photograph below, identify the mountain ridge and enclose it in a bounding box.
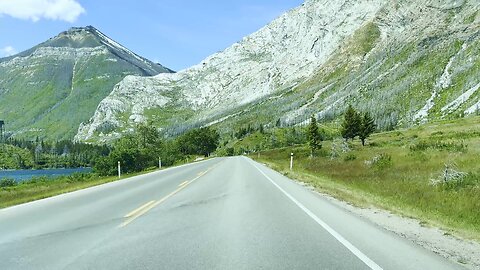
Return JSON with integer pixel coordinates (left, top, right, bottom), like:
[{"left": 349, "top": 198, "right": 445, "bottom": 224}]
[
  {"left": 0, "top": 26, "right": 173, "bottom": 140},
  {"left": 76, "top": 0, "right": 480, "bottom": 143},
  {"left": 76, "top": 0, "right": 387, "bottom": 141}
]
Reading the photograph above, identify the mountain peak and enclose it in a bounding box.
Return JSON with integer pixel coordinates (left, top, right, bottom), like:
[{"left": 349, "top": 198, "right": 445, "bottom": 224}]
[
  {"left": 60, "top": 25, "right": 97, "bottom": 37},
  {"left": 0, "top": 25, "right": 173, "bottom": 140},
  {"left": 50, "top": 25, "right": 174, "bottom": 73},
  {"left": 67, "top": 25, "right": 97, "bottom": 32}
]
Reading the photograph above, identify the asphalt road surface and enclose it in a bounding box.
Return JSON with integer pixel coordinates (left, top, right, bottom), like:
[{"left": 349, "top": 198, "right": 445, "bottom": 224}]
[{"left": 0, "top": 157, "right": 467, "bottom": 269}]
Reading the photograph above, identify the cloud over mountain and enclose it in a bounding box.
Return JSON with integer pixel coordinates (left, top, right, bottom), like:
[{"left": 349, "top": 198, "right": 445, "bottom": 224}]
[
  {"left": 0, "top": 0, "right": 85, "bottom": 22},
  {"left": 0, "top": 45, "right": 16, "bottom": 57}
]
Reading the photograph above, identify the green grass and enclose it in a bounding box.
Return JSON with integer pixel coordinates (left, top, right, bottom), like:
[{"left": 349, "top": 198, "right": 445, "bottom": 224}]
[
  {"left": 0, "top": 171, "right": 150, "bottom": 209},
  {"left": 251, "top": 116, "right": 480, "bottom": 240},
  {"left": 349, "top": 21, "right": 381, "bottom": 56},
  {"left": 0, "top": 155, "right": 206, "bottom": 209}
]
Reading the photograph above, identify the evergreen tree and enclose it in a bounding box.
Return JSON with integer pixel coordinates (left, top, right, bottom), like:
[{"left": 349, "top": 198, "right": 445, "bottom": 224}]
[
  {"left": 359, "top": 112, "right": 376, "bottom": 146},
  {"left": 259, "top": 124, "right": 264, "bottom": 134},
  {"left": 275, "top": 118, "right": 281, "bottom": 127},
  {"left": 307, "top": 115, "right": 322, "bottom": 156},
  {"left": 341, "top": 105, "right": 361, "bottom": 141}
]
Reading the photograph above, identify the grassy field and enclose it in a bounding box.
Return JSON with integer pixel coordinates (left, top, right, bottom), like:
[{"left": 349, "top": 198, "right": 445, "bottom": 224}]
[
  {"left": 250, "top": 116, "right": 480, "bottom": 240},
  {"left": 0, "top": 170, "right": 157, "bottom": 209},
  {"left": 0, "top": 155, "right": 205, "bottom": 209}
]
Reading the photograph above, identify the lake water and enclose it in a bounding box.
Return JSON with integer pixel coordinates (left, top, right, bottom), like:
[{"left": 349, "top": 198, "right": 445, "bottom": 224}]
[{"left": 0, "top": 168, "right": 92, "bottom": 182}]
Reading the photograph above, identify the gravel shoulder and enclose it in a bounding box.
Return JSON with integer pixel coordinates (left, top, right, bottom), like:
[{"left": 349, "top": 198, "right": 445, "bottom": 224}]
[{"left": 296, "top": 180, "right": 480, "bottom": 270}]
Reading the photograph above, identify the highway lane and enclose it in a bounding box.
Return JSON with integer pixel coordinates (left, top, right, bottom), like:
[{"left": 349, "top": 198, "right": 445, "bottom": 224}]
[{"left": 0, "top": 157, "right": 467, "bottom": 269}]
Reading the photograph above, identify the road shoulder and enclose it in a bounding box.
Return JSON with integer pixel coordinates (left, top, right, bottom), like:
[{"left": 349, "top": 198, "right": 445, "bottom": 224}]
[{"left": 252, "top": 158, "right": 480, "bottom": 270}]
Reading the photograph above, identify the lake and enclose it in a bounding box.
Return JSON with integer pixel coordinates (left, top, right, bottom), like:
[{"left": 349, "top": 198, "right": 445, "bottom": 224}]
[{"left": 0, "top": 168, "right": 92, "bottom": 182}]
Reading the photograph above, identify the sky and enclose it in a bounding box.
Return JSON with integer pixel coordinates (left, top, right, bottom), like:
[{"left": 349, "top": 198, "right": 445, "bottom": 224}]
[{"left": 0, "top": 0, "right": 304, "bottom": 71}]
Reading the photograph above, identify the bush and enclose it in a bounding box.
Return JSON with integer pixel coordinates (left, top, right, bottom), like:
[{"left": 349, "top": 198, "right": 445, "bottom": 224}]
[
  {"left": 94, "top": 156, "right": 116, "bottom": 176},
  {"left": 344, "top": 153, "right": 357, "bottom": 161},
  {"left": 431, "top": 164, "right": 479, "bottom": 190},
  {"left": 225, "top": 147, "right": 235, "bottom": 156},
  {"left": 365, "top": 153, "right": 392, "bottom": 170},
  {"left": 0, "top": 178, "right": 17, "bottom": 188}
]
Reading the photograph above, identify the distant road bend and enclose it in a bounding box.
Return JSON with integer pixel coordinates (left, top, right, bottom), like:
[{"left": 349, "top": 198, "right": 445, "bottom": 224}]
[{"left": 0, "top": 157, "right": 466, "bottom": 269}]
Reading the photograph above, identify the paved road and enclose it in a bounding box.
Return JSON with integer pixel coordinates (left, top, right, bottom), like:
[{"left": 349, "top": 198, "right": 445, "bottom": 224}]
[{"left": 0, "top": 157, "right": 467, "bottom": 269}]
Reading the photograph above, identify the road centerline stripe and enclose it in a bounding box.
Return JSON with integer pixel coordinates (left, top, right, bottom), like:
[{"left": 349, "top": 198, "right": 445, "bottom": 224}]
[
  {"left": 119, "top": 161, "right": 224, "bottom": 228},
  {"left": 248, "top": 158, "right": 383, "bottom": 270},
  {"left": 125, "top": 200, "right": 156, "bottom": 218}
]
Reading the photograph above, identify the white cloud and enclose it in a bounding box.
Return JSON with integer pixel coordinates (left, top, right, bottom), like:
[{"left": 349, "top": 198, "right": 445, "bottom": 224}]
[
  {"left": 0, "top": 46, "right": 17, "bottom": 57},
  {"left": 0, "top": 0, "right": 85, "bottom": 22}
]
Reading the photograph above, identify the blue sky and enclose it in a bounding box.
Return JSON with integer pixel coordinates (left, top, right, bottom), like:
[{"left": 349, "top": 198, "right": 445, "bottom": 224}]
[{"left": 0, "top": 0, "right": 303, "bottom": 71}]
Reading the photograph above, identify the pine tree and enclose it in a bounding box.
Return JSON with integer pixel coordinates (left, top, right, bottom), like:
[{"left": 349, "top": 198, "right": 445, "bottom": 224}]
[
  {"left": 259, "top": 124, "right": 265, "bottom": 134},
  {"left": 307, "top": 115, "right": 322, "bottom": 157},
  {"left": 341, "top": 105, "right": 361, "bottom": 141},
  {"left": 275, "top": 118, "right": 282, "bottom": 127},
  {"left": 359, "top": 112, "right": 376, "bottom": 146}
]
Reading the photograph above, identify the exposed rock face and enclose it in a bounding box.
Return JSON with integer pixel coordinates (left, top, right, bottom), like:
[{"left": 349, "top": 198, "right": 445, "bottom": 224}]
[
  {"left": 77, "top": 0, "right": 480, "bottom": 142},
  {"left": 0, "top": 26, "right": 173, "bottom": 140}
]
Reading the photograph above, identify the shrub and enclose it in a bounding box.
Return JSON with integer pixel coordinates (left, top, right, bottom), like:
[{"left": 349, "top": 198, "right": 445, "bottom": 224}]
[
  {"left": 431, "top": 164, "right": 472, "bottom": 190},
  {"left": 344, "top": 153, "right": 357, "bottom": 161},
  {"left": 365, "top": 153, "right": 392, "bottom": 170},
  {"left": 225, "top": 148, "right": 235, "bottom": 156},
  {"left": 0, "top": 178, "right": 17, "bottom": 188}
]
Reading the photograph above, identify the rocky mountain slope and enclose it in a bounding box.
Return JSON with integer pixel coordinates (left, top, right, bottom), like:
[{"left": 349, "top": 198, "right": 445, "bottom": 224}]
[
  {"left": 0, "top": 26, "right": 172, "bottom": 140},
  {"left": 75, "top": 0, "right": 479, "bottom": 142}
]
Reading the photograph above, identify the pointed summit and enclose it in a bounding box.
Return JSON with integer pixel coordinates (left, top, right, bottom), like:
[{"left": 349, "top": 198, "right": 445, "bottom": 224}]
[
  {"left": 0, "top": 26, "right": 173, "bottom": 140},
  {"left": 4, "top": 25, "right": 173, "bottom": 75}
]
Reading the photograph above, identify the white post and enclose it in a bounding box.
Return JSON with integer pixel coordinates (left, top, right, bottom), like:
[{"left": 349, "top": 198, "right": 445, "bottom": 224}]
[
  {"left": 290, "top": 153, "right": 294, "bottom": 171},
  {"left": 118, "top": 161, "right": 121, "bottom": 179},
  {"left": 159, "top": 157, "right": 162, "bottom": 169}
]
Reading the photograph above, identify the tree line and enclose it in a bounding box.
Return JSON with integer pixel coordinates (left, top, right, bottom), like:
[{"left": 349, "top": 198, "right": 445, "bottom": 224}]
[
  {"left": 94, "top": 124, "right": 220, "bottom": 176},
  {"left": 0, "top": 138, "right": 108, "bottom": 169}
]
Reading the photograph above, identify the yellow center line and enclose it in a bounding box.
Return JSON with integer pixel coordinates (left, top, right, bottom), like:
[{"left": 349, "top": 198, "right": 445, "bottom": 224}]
[
  {"left": 178, "top": 180, "right": 189, "bottom": 187},
  {"left": 124, "top": 200, "right": 156, "bottom": 218},
  {"left": 119, "top": 162, "right": 224, "bottom": 228}
]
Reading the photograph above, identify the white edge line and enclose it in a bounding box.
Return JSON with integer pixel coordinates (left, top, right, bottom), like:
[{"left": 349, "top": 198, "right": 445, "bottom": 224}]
[{"left": 247, "top": 158, "right": 383, "bottom": 270}]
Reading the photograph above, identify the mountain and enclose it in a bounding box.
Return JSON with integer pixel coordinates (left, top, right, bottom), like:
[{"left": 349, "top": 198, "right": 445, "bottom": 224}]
[
  {"left": 0, "top": 26, "right": 173, "bottom": 140},
  {"left": 78, "top": 2, "right": 480, "bottom": 141}
]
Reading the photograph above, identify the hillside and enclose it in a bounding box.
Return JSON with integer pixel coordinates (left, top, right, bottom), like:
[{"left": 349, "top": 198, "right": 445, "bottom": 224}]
[
  {"left": 76, "top": 0, "right": 480, "bottom": 143},
  {"left": 0, "top": 26, "right": 173, "bottom": 140}
]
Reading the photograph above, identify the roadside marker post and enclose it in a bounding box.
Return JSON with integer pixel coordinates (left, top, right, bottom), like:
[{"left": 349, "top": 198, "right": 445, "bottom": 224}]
[
  {"left": 290, "top": 153, "right": 294, "bottom": 171},
  {"left": 118, "top": 161, "right": 121, "bottom": 179},
  {"left": 159, "top": 157, "right": 162, "bottom": 169}
]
